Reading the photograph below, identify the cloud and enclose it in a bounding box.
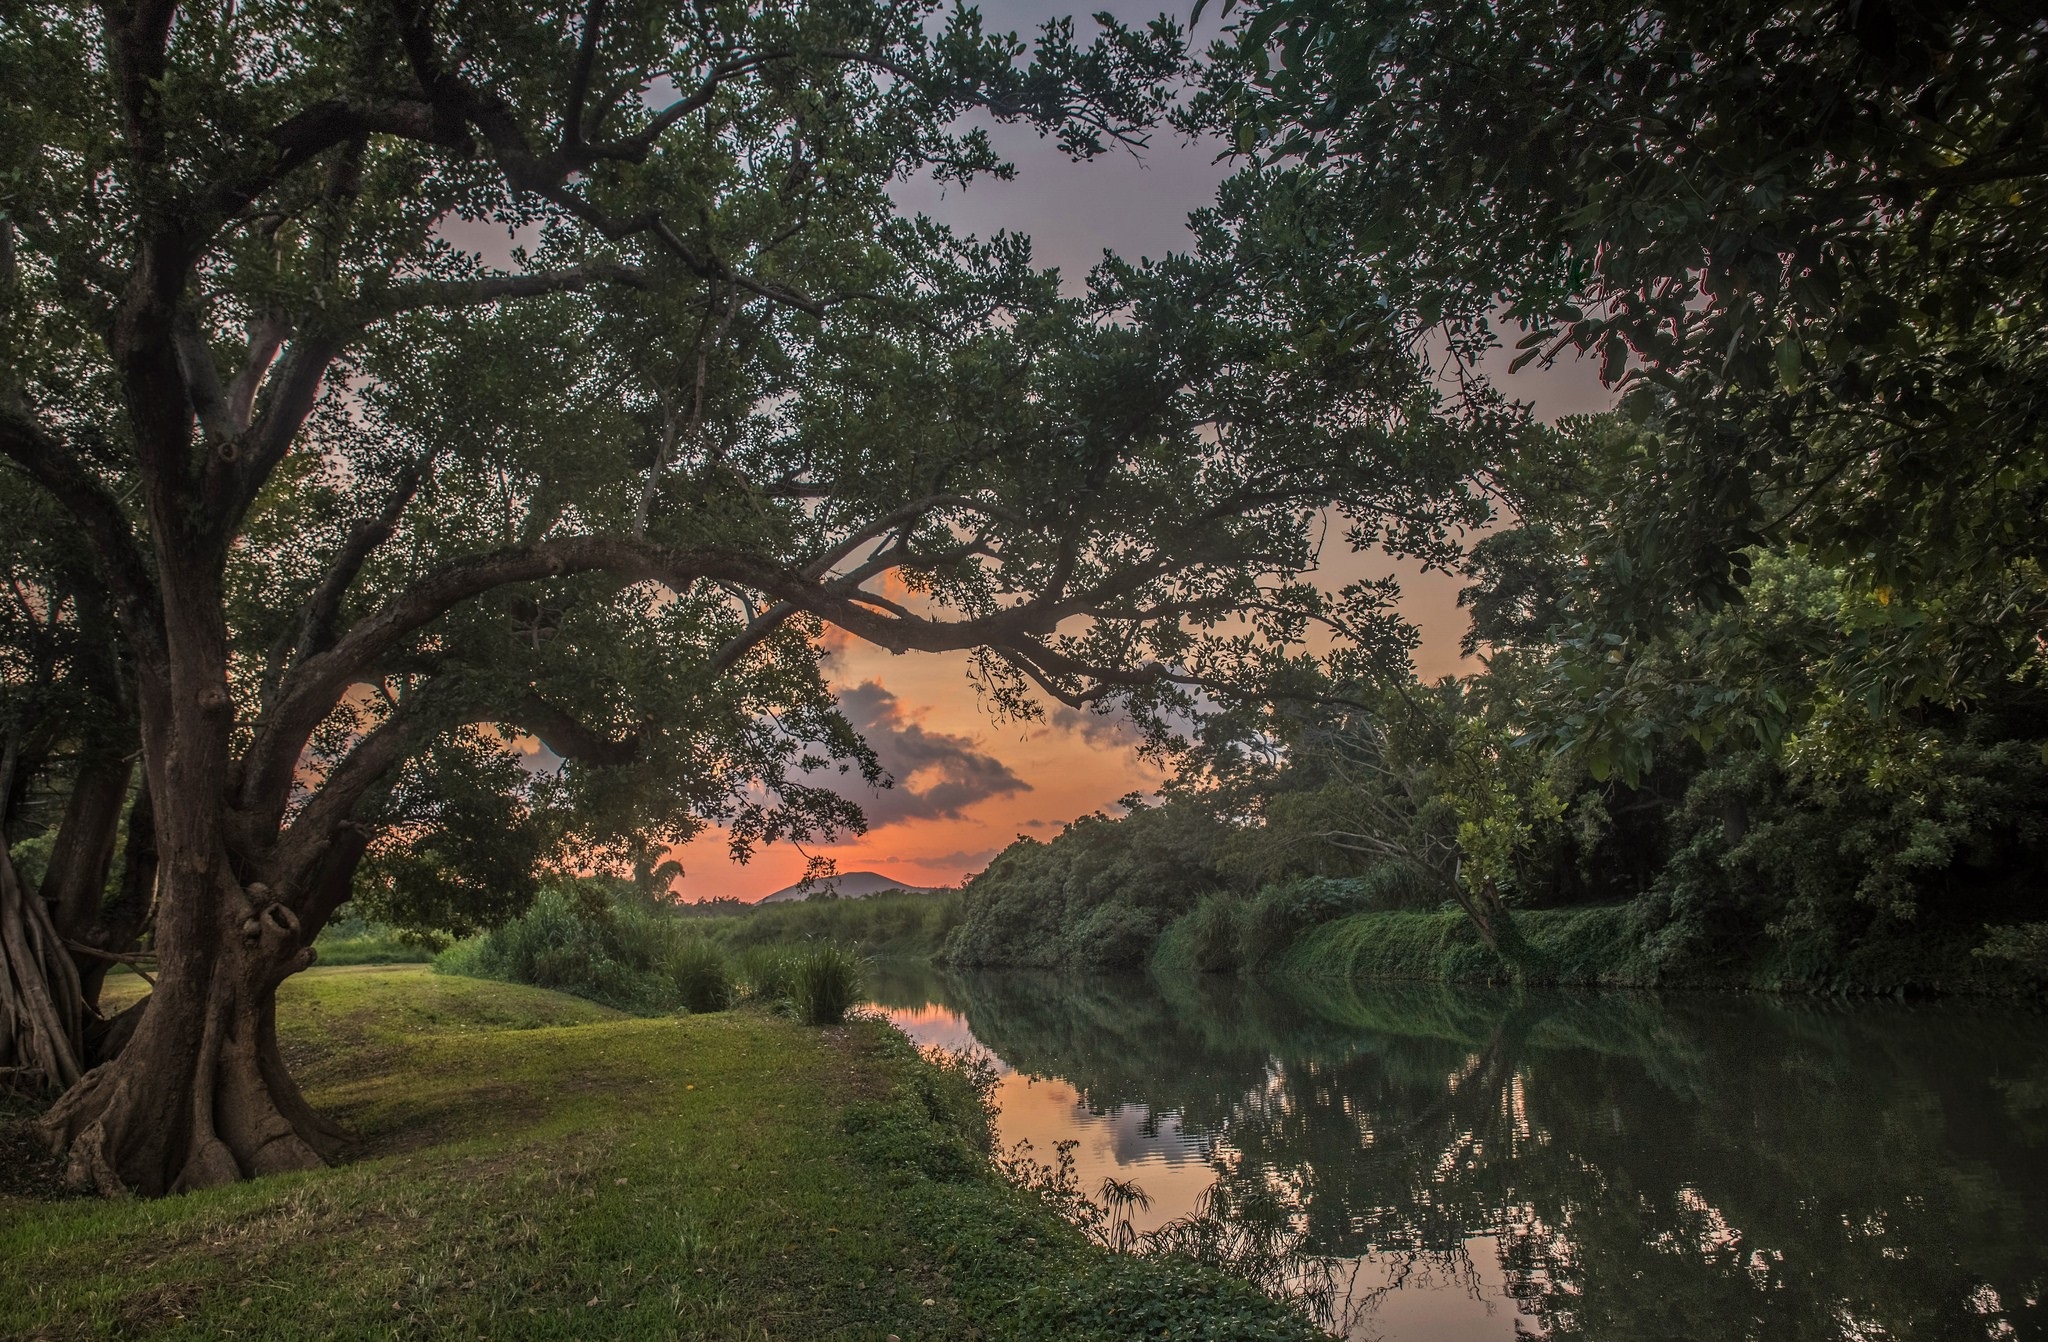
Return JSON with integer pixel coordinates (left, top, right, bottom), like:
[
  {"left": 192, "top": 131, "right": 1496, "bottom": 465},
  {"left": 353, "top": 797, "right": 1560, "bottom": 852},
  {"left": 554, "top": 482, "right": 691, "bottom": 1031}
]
[
  {"left": 831, "top": 682, "right": 1031, "bottom": 828},
  {"left": 1040, "top": 704, "right": 1149, "bottom": 752}
]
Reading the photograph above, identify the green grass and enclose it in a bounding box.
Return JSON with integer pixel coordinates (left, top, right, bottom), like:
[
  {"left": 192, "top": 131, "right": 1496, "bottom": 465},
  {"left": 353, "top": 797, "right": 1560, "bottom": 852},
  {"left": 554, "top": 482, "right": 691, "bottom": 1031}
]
[
  {"left": 687, "top": 889, "right": 963, "bottom": 961},
  {"left": 1279, "top": 906, "right": 1648, "bottom": 987},
  {"left": 311, "top": 911, "right": 440, "bottom": 966},
  {"left": 1, "top": 966, "right": 1318, "bottom": 1341}
]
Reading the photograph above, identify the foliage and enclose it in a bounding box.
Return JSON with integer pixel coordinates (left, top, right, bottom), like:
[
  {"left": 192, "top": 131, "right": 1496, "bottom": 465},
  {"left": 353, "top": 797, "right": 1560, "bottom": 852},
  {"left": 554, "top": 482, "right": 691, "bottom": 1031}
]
[
  {"left": 942, "top": 800, "right": 1232, "bottom": 969},
  {"left": 435, "top": 881, "right": 735, "bottom": 1014},
  {"left": 1196, "top": 0, "right": 2048, "bottom": 638},
  {"left": 686, "top": 888, "right": 963, "bottom": 960},
  {"left": 790, "top": 943, "right": 866, "bottom": 1026},
  {"left": 1638, "top": 713, "right": 2048, "bottom": 986}
]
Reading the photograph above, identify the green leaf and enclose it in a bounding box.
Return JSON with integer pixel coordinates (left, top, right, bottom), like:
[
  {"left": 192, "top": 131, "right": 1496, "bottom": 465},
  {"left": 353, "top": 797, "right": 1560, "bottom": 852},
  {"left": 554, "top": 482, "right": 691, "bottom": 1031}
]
[{"left": 1774, "top": 335, "right": 1804, "bottom": 391}]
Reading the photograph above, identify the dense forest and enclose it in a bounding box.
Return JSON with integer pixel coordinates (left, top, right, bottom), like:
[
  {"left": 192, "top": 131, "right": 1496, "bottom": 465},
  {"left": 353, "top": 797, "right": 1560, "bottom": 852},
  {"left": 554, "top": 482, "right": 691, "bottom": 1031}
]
[{"left": 3, "top": 0, "right": 2044, "bottom": 1212}]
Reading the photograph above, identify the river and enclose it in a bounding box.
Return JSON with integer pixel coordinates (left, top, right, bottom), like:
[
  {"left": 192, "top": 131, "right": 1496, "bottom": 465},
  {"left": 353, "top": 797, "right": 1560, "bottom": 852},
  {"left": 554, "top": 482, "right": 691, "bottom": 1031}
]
[{"left": 865, "top": 964, "right": 2048, "bottom": 1341}]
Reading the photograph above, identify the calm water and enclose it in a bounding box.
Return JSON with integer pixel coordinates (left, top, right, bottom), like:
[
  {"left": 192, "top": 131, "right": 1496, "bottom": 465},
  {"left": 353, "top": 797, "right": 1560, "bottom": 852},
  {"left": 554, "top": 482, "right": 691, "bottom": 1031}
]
[{"left": 865, "top": 965, "right": 2048, "bottom": 1341}]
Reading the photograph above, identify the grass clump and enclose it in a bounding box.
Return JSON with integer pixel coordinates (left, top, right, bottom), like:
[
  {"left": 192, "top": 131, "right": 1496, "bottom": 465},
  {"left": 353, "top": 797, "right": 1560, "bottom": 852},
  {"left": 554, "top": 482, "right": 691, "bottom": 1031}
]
[
  {"left": 661, "top": 937, "right": 736, "bottom": 1013},
  {"left": 791, "top": 942, "right": 865, "bottom": 1025},
  {"left": 734, "top": 944, "right": 800, "bottom": 1003},
  {"left": 727, "top": 942, "right": 864, "bottom": 1024}
]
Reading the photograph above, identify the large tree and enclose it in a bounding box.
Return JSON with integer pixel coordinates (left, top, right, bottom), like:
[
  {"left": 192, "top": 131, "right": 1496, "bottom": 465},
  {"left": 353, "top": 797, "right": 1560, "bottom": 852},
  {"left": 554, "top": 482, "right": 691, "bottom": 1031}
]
[
  {"left": 1193, "top": 0, "right": 2047, "bottom": 722},
  {"left": 1, "top": 0, "right": 1485, "bottom": 1195}
]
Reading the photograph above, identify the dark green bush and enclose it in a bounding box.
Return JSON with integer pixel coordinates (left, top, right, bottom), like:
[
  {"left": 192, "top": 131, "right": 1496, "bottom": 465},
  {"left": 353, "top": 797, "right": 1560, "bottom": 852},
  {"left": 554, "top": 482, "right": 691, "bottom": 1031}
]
[
  {"left": 436, "top": 882, "right": 699, "bottom": 1011},
  {"left": 792, "top": 943, "right": 865, "bottom": 1024},
  {"left": 944, "top": 802, "right": 1229, "bottom": 969}
]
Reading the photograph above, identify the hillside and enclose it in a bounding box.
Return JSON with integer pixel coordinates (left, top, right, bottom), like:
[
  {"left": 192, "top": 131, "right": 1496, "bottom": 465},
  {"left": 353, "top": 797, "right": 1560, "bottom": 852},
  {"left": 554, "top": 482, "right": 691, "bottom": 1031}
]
[{"left": 759, "top": 870, "right": 936, "bottom": 903}]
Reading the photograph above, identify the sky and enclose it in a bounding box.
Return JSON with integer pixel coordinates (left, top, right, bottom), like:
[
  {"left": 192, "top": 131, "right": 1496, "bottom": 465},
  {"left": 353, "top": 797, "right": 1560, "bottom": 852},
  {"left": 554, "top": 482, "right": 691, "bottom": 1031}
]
[{"left": 663, "top": 2, "right": 1611, "bottom": 901}]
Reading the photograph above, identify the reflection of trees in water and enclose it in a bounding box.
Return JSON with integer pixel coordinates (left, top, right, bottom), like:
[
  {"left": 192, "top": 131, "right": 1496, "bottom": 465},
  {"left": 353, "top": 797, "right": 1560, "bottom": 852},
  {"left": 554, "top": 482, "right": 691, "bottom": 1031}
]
[{"left": 943, "top": 967, "right": 2048, "bottom": 1341}]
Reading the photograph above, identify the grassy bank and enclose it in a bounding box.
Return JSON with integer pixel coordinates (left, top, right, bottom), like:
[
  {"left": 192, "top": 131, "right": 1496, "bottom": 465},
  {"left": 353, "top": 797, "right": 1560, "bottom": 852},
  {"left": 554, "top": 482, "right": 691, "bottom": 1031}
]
[
  {"left": 1, "top": 966, "right": 1317, "bottom": 1341},
  {"left": 1268, "top": 907, "right": 2047, "bottom": 996}
]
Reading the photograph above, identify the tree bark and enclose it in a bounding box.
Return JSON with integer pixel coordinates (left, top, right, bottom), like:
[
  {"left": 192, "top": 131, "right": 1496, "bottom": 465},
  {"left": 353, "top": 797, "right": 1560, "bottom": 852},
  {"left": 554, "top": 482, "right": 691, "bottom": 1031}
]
[
  {"left": 41, "top": 751, "right": 135, "bottom": 945},
  {"left": 38, "top": 777, "right": 371, "bottom": 1192},
  {"left": 78, "top": 780, "right": 158, "bottom": 1015}
]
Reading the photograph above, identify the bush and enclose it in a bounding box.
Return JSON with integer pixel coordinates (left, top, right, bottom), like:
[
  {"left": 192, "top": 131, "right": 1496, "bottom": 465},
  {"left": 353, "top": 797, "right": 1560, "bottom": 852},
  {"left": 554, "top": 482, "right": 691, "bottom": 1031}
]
[
  {"left": 791, "top": 943, "right": 865, "bottom": 1025},
  {"left": 435, "top": 881, "right": 704, "bottom": 1012},
  {"left": 1160, "top": 873, "right": 1425, "bottom": 977},
  {"left": 943, "top": 802, "right": 1229, "bottom": 969},
  {"left": 663, "top": 939, "right": 735, "bottom": 1013},
  {"left": 1184, "top": 893, "right": 1248, "bottom": 974}
]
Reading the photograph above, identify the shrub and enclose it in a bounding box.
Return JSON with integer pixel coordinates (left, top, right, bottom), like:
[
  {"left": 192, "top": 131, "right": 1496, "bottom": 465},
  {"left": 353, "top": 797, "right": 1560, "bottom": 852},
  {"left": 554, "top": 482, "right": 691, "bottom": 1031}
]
[
  {"left": 436, "top": 881, "right": 696, "bottom": 1011},
  {"left": 663, "top": 939, "right": 735, "bottom": 1013},
  {"left": 791, "top": 943, "right": 865, "bottom": 1025},
  {"left": 942, "top": 802, "right": 1229, "bottom": 969},
  {"left": 1184, "top": 893, "right": 1248, "bottom": 974}
]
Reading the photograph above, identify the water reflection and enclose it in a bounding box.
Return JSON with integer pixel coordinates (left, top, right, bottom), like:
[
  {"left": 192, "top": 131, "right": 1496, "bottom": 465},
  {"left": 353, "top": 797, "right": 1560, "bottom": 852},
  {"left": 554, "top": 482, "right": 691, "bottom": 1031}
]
[{"left": 868, "top": 965, "right": 2048, "bottom": 1341}]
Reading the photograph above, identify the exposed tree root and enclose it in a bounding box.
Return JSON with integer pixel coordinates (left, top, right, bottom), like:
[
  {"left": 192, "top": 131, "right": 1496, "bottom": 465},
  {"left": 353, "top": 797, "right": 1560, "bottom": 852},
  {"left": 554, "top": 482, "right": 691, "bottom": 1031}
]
[
  {"left": 1, "top": 843, "right": 84, "bottom": 1093},
  {"left": 40, "top": 901, "right": 339, "bottom": 1195}
]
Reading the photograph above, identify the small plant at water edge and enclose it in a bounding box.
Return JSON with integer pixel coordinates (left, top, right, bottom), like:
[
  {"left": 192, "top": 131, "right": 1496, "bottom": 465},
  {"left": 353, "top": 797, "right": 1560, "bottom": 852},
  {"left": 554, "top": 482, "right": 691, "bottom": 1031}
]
[{"left": 792, "top": 943, "right": 864, "bottom": 1025}]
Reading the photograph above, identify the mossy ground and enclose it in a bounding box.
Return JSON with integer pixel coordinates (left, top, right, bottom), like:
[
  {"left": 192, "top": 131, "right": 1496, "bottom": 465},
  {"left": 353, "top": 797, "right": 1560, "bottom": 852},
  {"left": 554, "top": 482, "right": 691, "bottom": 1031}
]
[{"left": 0, "top": 966, "right": 1317, "bottom": 1341}]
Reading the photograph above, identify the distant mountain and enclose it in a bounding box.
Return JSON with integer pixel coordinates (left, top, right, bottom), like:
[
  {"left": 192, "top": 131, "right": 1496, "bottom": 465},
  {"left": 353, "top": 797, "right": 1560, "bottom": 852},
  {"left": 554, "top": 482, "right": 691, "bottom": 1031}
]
[{"left": 757, "top": 870, "right": 936, "bottom": 903}]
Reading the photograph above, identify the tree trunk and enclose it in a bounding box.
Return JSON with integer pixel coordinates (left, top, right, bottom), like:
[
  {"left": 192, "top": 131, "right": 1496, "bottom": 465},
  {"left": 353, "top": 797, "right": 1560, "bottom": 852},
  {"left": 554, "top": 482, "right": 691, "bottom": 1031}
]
[
  {"left": 78, "top": 780, "right": 158, "bottom": 1017},
  {"left": 1447, "top": 875, "right": 1526, "bottom": 966},
  {"left": 38, "top": 887, "right": 327, "bottom": 1194},
  {"left": 38, "top": 793, "right": 370, "bottom": 1193},
  {"left": 37, "top": 558, "right": 342, "bottom": 1195},
  {"left": 42, "top": 751, "right": 136, "bottom": 946}
]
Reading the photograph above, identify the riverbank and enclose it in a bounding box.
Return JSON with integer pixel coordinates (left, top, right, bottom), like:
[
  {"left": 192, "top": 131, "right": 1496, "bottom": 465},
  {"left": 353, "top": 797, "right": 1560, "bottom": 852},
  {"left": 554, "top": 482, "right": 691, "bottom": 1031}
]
[
  {"left": 1246, "top": 907, "right": 2048, "bottom": 997},
  {"left": 0, "top": 966, "right": 1319, "bottom": 1341}
]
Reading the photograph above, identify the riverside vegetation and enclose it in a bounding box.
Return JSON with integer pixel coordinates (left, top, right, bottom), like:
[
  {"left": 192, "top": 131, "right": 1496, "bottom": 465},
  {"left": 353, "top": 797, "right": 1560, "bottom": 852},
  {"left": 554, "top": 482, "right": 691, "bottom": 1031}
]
[
  {"left": 1, "top": 965, "right": 1318, "bottom": 1341},
  {"left": 0, "top": 6, "right": 2041, "bottom": 1340}
]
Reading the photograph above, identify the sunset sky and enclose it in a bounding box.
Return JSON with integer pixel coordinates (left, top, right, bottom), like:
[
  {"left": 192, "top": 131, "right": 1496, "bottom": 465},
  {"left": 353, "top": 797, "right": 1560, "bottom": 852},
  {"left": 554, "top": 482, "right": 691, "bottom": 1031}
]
[{"left": 664, "top": 2, "right": 1611, "bottom": 901}]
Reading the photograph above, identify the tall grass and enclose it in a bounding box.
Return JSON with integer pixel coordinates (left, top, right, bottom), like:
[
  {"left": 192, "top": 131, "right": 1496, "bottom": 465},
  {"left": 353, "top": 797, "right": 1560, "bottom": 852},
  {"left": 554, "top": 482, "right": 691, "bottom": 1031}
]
[
  {"left": 791, "top": 943, "right": 865, "bottom": 1025},
  {"left": 663, "top": 939, "right": 736, "bottom": 1013},
  {"left": 313, "top": 911, "right": 440, "bottom": 966},
  {"left": 735, "top": 945, "right": 800, "bottom": 1003},
  {"left": 435, "top": 885, "right": 735, "bottom": 1013},
  {"left": 685, "top": 889, "right": 962, "bottom": 960}
]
